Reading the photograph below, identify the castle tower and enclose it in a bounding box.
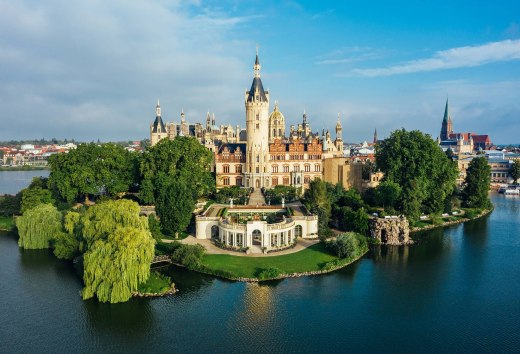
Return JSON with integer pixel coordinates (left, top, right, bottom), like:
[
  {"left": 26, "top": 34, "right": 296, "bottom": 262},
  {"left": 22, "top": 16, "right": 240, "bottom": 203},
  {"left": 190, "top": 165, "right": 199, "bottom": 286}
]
[
  {"left": 150, "top": 99, "right": 167, "bottom": 146},
  {"left": 268, "top": 101, "right": 285, "bottom": 142},
  {"left": 440, "top": 98, "right": 453, "bottom": 141},
  {"left": 335, "top": 113, "right": 343, "bottom": 151},
  {"left": 245, "top": 50, "right": 270, "bottom": 189}
]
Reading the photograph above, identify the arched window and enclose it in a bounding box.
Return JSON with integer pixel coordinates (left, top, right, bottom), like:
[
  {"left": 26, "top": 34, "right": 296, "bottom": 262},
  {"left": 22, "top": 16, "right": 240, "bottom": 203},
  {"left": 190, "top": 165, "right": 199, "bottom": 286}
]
[
  {"left": 295, "top": 225, "right": 303, "bottom": 237},
  {"left": 294, "top": 165, "right": 300, "bottom": 172},
  {"left": 223, "top": 165, "right": 230, "bottom": 173},
  {"left": 236, "top": 177, "right": 243, "bottom": 186},
  {"left": 304, "top": 164, "right": 310, "bottom": 172},
  {"left": 314, "top": 164, "right": 321, "bottom": 172},
  {"left": 304, "top": 176, "right": 310, "bottom": 184},
  {"left": 235, "top": 165, "right": 242, "bottom": 174},
  {"left": 283, "top": 165, "right": 289, "bottom": 173},
  {"left": 272, "top": 177, "right": 278, "bottom": 186},
  {"left": 223, "top": 177, "right": 230, "bottom": 185},
  {"left": 272, "top": 165, "right": 278, "bottom": 173},
  {"left": 283, "top": 177, "right": 290, "bottom": 185}
]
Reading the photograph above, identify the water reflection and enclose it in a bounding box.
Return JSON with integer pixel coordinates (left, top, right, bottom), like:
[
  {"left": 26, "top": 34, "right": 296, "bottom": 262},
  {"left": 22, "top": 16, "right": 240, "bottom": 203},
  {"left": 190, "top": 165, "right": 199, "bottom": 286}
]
[
  {"left": 164, "top": 265, "right": 215, "bottom": 295},
  {"left": 83, "top": 297, "right": 155, "bottom": 343}
]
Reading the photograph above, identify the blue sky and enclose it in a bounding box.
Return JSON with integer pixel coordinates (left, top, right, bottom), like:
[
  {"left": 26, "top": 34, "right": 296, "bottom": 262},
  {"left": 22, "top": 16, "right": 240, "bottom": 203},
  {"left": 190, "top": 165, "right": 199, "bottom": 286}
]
[{"left": 1, "top": 0, "right": 519, "bottom": 143}]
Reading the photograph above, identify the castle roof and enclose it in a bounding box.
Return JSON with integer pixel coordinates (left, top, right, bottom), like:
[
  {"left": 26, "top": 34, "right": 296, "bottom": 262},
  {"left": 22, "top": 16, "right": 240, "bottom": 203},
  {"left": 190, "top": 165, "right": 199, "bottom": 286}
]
[
  {"left": 247, "top": 77, "right": 268, "bottom": 103},
  {"left": 151, "top": 115, "right": 166, "bottom": 133}
]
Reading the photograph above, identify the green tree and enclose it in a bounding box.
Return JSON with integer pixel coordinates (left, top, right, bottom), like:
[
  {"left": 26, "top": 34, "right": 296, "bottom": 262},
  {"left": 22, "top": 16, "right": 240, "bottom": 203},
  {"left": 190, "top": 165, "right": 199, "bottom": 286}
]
[
  {"left": 155, "top": 178, "right": 195, "bottom": 234},
  {"left": 48, "top": 143, "right": 137, "bottom": 203},
  {"left": 304, "top": 179, "right": 333, "bottom": 238},
  {"left": 20, "top": 186, "right": 54, "bottom": 213},
  {"left": 510, "top": 160, "right": 520, "bottom": 184},
  {"left": 53, "top": 211, "right": 81, "bottom": 259},
  {"left": 461, "top": 157, "right": 491, "bottom": 209},
  {"left": 375, "top": 180, "right": 402, "bottom": 209},
  {"left": 139, "top": 137, "right": 214, "bottom": 204},
  {"left": 80, "top": 199, "right": 148, "bottom": 251},
  {"left": 82, "top": 226, "right": 155, "bottom": 303},
  {"left": 16, "top": 204, "right": 63, "bottom": 249},
  {"left": 0, "top": 193, "right": 21, "bottom": 216},
  {"left": 376, "top": 129, "right": 457, "bottom": 221}
]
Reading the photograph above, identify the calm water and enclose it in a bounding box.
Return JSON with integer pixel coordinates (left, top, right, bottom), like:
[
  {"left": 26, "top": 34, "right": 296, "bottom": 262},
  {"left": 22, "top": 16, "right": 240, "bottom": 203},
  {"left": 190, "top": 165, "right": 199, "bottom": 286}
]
[
  {"left": 0, "top": 170, "right": 50, "bottom": 194},
  {"left": 1, "top": 172, "right": 519, "bottom": 353}
]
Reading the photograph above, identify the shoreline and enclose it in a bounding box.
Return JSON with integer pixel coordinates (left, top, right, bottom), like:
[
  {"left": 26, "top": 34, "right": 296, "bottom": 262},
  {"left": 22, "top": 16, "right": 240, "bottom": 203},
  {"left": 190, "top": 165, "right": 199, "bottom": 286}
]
[
  {"left": 172, "top": 247, "right": 369, "bottom": 283},
  {"left": 410, "top": 208, "right": 493, "bottom": 234}
]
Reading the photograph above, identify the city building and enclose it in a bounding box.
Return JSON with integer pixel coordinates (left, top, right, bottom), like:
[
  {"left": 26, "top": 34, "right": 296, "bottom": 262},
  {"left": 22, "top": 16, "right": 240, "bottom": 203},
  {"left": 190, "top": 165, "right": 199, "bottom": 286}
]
[{"left": 439, "top": 98, "right": 492, "bottom": 153}]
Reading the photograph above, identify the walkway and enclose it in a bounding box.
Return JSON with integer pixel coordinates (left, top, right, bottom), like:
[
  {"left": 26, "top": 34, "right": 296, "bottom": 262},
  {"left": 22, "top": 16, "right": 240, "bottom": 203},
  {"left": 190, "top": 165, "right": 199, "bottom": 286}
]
[
  {"left": 178, "top": 236, "right": 319, "bottom": 257},
  {"left": 248, "top": 188, "right": 266, "bottom": 206}
]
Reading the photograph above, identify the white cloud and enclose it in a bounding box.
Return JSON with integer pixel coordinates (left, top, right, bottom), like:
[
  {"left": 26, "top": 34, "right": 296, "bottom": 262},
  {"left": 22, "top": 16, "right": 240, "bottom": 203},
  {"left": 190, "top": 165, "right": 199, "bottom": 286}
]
[
  {"left": 0, "top": 0, "right": 254, "bottom": 141},
  {"left": 351, "top": 39, "right": 520, "bottom": 77}
]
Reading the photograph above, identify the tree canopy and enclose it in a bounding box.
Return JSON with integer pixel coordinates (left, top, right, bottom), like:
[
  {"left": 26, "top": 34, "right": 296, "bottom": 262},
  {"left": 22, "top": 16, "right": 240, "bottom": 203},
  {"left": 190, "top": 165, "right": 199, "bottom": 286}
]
[
  {"left": 138, "top": 137, "right": 214, "bottom": 204},
  {"left": 80, "top": 199, "right": 148, "bottom": 251},
  {"left": 16, "top": 204, "right": 64, "bottom": 249},
  {"left": 48, "top": 143, "right": 137, "bottom": 203},
  {"left": 461, "top": 156, "right": 491, "bottom": 209},
  {"left": 154, "top": 177, "right": 195, "bottom": 234},
  {"left": 82, "top": 226, "right": 155, "bottom": 303},
  {"left": 138, "top": 137, "right": 214, "bottom": 233},
  {"left": 376, "top": 129, "right": 458, "bottom": 221}
]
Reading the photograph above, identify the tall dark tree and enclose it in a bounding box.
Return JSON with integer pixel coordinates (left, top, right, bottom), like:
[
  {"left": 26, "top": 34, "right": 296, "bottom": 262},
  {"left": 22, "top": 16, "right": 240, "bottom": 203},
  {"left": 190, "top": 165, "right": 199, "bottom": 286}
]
[
  {"left": 154, "top": 178, "right": 196, "bottom": 234},
  {"left": 461, "top": 156, "right": 491, "bottom": 209},
  {"left": 376, "top": 129, "right": 458, "bottom": 221}
]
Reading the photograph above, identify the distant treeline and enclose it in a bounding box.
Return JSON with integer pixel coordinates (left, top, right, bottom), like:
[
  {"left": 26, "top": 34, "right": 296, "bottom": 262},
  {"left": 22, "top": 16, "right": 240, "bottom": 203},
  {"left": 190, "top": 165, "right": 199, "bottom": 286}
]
[{"left": 0, "top": 138, "right": 150, "bottom": 147}]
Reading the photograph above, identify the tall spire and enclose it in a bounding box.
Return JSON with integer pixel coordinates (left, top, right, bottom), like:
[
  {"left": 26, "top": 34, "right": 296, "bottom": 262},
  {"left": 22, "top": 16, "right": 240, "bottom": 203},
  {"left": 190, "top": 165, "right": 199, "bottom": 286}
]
[
  {"left": 373, "top": 128, "right": 378, "bottom": 144},
  {"left": 254, "top": 46, "right": 261, "bottom": 78},
  {"left": 443, "top": 96, "right": 450, "bottom": 122},
  {"left": 155, "top": 98, "right": 161, "bottom": 117}
]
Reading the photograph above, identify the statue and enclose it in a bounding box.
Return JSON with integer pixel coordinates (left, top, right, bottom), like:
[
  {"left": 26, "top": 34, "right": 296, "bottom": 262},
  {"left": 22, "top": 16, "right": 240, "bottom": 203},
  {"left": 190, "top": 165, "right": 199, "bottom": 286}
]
[{"left": 281, "top": 197, "right": 285, "bottom": 208}]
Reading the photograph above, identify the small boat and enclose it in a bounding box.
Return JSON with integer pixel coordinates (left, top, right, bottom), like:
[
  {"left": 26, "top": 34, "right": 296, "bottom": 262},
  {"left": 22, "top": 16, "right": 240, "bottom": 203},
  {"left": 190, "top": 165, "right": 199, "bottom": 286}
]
[{"left": 504, "top": 186, "right": 520, "bottom": 195}]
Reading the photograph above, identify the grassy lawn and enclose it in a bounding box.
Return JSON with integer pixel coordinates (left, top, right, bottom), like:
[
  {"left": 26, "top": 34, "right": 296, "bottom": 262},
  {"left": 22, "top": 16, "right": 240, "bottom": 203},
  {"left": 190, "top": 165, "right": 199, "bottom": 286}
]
[
  {"left": 201, "top": 243, "right": 341, "bottom": 278},
  {"left": 0, "top": 216, "right": 15, "bottom": 231},
  {"left": 137, "top": 272, "right": 173, "bottom": 294}
]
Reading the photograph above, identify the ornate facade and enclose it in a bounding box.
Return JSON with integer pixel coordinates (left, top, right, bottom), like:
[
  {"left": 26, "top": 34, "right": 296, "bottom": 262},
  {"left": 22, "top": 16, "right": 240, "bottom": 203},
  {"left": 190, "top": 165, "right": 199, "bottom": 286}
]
[{"left": 150, "top": 51, "right": 346, "bottom": 190}]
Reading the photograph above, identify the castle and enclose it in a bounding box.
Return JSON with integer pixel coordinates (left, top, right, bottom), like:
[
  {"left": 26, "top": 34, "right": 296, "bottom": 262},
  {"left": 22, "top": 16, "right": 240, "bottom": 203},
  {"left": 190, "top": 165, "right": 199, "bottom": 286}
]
[{"left": 150, "top": 51, "right": 346, "bottom": 190}]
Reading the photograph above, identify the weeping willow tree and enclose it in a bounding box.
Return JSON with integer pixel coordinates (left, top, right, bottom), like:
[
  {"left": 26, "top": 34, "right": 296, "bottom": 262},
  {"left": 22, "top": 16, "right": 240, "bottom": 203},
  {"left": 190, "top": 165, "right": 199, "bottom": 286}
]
[
  {"left": 16, "top": 204, "right": 63, "bottom": 249},
  {"left": 82, "top": 226, "right": 155, "bottom": 303},
  {"left": 80, "top": 199, "right": 148, "bottom": 251},
  {"left": 53, "top": 211, "right": 81, "bottom": 260}
]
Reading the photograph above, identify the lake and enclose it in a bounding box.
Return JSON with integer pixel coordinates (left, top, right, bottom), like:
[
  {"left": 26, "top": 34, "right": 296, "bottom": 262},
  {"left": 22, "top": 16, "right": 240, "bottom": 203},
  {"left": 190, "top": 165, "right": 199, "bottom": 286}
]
[
  {"left": 0, "top": 172, "right": 519, "bottom": 353},
  {"left": 0, "top": 170, "right": 50, "bottom": 194}
]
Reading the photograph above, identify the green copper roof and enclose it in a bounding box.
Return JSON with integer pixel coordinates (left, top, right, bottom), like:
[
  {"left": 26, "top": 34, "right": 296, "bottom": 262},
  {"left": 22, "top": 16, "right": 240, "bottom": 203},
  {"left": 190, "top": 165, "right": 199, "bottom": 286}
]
[{"left": 443, "top": 98, "right": 450, "bottom": 122}]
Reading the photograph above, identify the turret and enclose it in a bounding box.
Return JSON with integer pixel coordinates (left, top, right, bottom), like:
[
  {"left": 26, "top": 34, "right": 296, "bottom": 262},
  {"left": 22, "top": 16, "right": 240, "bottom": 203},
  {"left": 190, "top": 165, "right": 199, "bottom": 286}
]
[
  {"left": 150, "top": 99, "right": 167, "bottom": 146},
  {"left": 245, "top": 49, "right": 270, "bottom": 188}
]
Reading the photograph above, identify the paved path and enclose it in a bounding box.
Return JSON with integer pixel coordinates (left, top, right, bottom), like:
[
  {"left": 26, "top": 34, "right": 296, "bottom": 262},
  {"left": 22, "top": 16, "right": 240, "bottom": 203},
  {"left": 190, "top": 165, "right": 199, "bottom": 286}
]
[
  {"left": 248, "top": 188, "right": 266, "bottom": 206},
  {"left": 177, "top": 236, "right": 319, "bottom": 257}
]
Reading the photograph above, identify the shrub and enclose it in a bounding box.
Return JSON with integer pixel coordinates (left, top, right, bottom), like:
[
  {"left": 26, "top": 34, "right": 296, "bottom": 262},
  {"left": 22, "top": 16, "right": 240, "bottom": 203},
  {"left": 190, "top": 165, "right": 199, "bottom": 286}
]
[
  {"left": 171, "top": 243, "right": 206, "bottom": 269},
  {"left": 256, "top": 267, "right": 282, "bottom": 280}
]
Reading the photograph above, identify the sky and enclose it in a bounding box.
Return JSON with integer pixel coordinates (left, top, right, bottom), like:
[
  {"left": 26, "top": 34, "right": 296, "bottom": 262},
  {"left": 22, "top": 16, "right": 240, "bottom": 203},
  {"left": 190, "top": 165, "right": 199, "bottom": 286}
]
[{"left": 1, "top": 0, "right": 520, "bottom": 144}]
